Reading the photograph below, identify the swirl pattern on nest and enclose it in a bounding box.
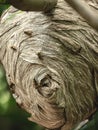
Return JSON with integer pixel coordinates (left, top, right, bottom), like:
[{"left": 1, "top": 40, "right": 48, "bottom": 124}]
[{"left": 0, "top": 0, "right": 98, "bottom": 130}]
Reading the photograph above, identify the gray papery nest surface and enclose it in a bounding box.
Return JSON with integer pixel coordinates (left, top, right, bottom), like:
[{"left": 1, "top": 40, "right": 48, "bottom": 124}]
[{"left": 0, "top": 0, "right": 98, "bottom": 130}]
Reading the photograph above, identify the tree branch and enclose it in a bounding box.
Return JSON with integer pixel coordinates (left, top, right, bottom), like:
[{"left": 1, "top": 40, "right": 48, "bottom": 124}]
[
  {"left": 64, "top": 0, "right": 98, "bottom": 31},
  {"left": 1, "top": 0, "right": 98, "bottom": 30},
  {"left": 0, "top": 0, "right": 57, "bottom": 12}
]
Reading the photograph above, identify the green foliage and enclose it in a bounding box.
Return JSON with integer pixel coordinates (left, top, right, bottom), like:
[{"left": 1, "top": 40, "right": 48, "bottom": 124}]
[
  {"left": 79, "top": 111, "right": 98, "bottom": 130},
  {"left": 0, "top": 64, "right": 44, "bottom": 130},
  {"left": 0, "top": 4, "right": 10, "bottom": 16},
  {"left": 72, "top": 111, "right": 98, "bottom": 130}
]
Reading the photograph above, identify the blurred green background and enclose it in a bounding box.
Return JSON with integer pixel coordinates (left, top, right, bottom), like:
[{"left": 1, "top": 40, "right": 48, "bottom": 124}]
[{"left": 0, "top": 5, "right": 44, "bottom": 130}]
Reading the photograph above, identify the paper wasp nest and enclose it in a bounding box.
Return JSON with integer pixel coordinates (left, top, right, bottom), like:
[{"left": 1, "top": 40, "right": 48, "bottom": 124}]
[{"left": 0, "top": 0, "right": 98, "bottom": 130}]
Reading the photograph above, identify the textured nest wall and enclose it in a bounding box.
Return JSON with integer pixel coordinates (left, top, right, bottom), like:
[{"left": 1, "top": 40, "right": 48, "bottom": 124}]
[{"left": 0, "top": 0, "right": 98, "bottom": 130}]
